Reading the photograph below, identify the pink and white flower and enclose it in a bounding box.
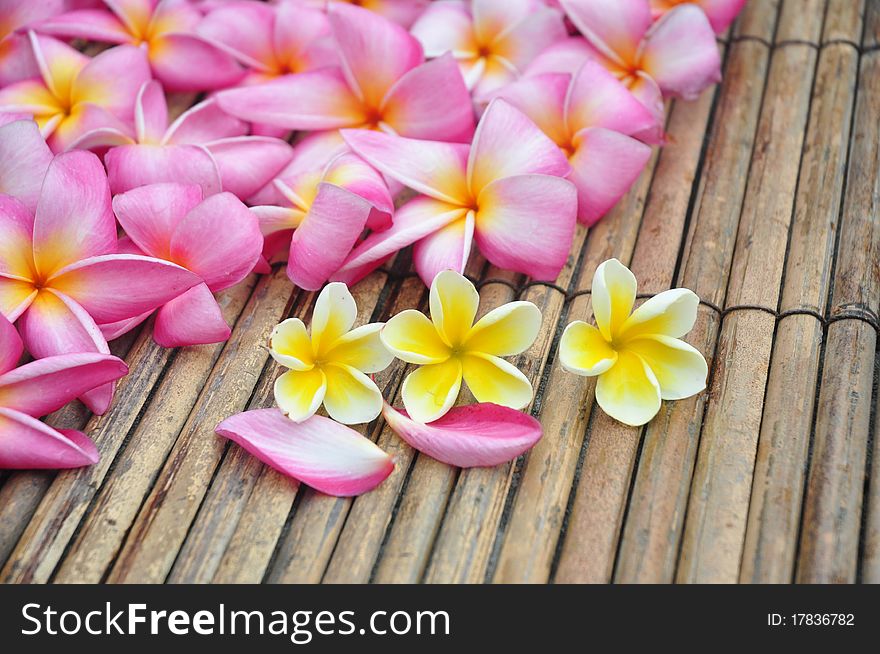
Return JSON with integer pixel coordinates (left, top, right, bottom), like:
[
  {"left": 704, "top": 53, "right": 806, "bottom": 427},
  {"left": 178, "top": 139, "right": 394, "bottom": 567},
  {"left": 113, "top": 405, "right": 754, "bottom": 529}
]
[
  {"left": 108, "top": 182, "right": 263, "bottom": 347},
  {"left": 0, "top": 33, "right": 151, "bottom": 152},
  {"left": 0, "top": 313, "right": 129, "bottom": 469},
  {"left": 491, "top": 60, "right": 654, "bottom": 225},
  {"left": 217, "top": 3, "right": 474, "bottom": 143},
  {"left": 0, "top": 115, "right": 53, "bottom": 212},
  {"left": 249, "top": 132, "right": 393, "bottom": 291},
  {"left": 411, "top": 0, "right": 567, "bottom": 99},
  {"left": 35, "top": 0, "right": 244, "bottom": 91},
  {"left": 335, "top": 99, "right": 577, "bottom": 286},
  {"left": 0, "top": 151, "right": 201, "bottom": 413},
  {"left": 0, "top": 0, "right": 70, "bottom": 87},
  {"left": 72, "top": 80, "right": 293, "bottom": 199}
]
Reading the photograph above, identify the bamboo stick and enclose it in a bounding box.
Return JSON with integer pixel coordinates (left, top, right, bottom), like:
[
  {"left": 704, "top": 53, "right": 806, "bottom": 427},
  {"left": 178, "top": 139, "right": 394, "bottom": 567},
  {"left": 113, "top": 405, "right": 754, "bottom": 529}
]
[{"left": 740, "top": 0, "right": 863, "bottom": 583}]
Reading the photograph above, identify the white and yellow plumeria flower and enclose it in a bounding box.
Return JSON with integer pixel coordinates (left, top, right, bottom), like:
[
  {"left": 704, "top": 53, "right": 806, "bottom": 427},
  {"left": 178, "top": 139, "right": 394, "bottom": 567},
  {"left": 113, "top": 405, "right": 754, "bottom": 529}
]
[
  {"left": 559, "top": 258, "right": 708, "bottom": 427},
  {"left": 270, "top": 283, "right": 394, "bottom": 425},
  {"left": 381, "top": 270, "right": 542, "bottom": 424}
]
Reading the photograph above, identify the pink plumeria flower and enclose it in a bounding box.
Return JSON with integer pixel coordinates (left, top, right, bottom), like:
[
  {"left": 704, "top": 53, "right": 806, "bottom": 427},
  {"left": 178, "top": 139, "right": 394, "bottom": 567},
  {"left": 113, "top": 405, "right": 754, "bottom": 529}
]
[
  {"left": 72, "top": 80, "right": 293, "bottom": 200},
  {"left": 108, "top": 183, "right": 263, "bottom": 347},
  {"left": 0, "top": 0, "right": 70, "bottom": 86},
  {"left": 491, "top": 60, "right": 653, "bottom": 225},
  {"left": 650, "top": 0, "right": 746, "bottom": 34},
  {"left": 335, "top": 99, "right": 577, "bottom": 287},
  {"left": 249, "top": 132, "right": 394, "bottom": 291},
  {"left": 308, "top": 0, "right": 429, "bottom": 28},
  {"left": 198, "top": 0, "right": 337, "bottom": 84},
  {"left": 0, "top": 151, "right": 201, "bottom": 414},
  {"left": 0, "top": 313, "right": 129, "bottom": 469},
  {"left": 0, "top": 33, "right": 151, "bottom": 152},
  {"left": 559, "top": 0, "right": 722, "bottom": 110},
  {"left": 36, "top": 0, "right": 244, "bottom": 92},
  {"left": 0, "top": 115, "right": 53, "bottom": 212},
  {"left": 411, "top": 0, "right": 567, "bottom": 99},
  {"left": 217, "top": 3, "right": 475, "bottom": 143},
  {"left": 216, "top": 409, "right": 394, "bottom": 497}
]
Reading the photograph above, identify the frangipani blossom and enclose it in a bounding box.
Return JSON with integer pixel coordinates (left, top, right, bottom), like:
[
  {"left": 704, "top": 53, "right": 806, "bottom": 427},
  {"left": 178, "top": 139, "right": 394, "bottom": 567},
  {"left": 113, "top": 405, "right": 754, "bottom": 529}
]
[
  {"left": 216, "top": 409, "right": 394, "bottom": 497},
  {"left": 650, "top": 0, "right": 746, "bottom": 34},
  {"left": 411, "top": 0, "right": 567, "bottom": 99},
  {"left": 109, "top": 183, "right": 263, "bottom": 347},
  {"left": 0, "top": 115, "right": 53, "bottom": 212},
  {"left": 336, "top": 99, "right": 577, "bottom": 286},
  {"left": 559, "top": 258, "right": 707, "bottom": 426},
  {"left": 0, "top": 33, "right": 151, "bottom": 152},
  {"left": 0, "top": 151, "right": 201, "bottom": 414},
  {"left": 382, "top": 401, "right": 542, "bottom": 467},
  {"left": 0, "top": 0, "right": 69, "bottom": 86},
  {"left": 492, "top": 60, "right": 653, "bottom": 225},
  {"left": 381, "top": 270, "right": 541, "bottom": 423},
  {"left": 36, "top": 0, "right": 244, "bottom": 91},
  {"left": 250, "top": 133, "right": 393, "bottom": 291},
  {"left": 0, "top": 314, "right": 129, "bottom": 469},
  {"left": 197, "top": 0, "right": 337, "bottom": 84},
  {"left": 269, "top": 283, "right": 394, "bottom": 425},
  {"left": 217, "top": 3, "right": 475, "bottom": 143},
  {"left": 559, "top": 0, "right": 721, "bottom": 106},
  {"left": 73, "top": 80, "right": 293, "bottom": 199}
]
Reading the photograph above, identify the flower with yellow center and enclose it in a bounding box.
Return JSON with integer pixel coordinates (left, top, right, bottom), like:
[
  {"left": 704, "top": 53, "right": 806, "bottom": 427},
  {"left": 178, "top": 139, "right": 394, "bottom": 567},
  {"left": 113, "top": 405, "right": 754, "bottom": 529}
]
[
  {"left": 269, "top": 283, "right": 393, "bottom": 425},
  {"left": 559, "top": 258, "right": 708, "bottom": 427},
  {"left": 381, "top": 270, "right": 542, "bottom": 423}
]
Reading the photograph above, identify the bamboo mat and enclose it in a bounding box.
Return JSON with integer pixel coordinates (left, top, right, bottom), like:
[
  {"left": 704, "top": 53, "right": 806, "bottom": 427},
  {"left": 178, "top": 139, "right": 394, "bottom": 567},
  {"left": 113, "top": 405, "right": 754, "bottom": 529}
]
[{"left": 1, "top": 0, "right": 878, "bottom": 584}]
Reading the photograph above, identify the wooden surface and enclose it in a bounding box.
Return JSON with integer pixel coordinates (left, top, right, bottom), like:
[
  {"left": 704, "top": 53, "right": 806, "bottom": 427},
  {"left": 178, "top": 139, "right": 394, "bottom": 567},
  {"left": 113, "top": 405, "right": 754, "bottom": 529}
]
[{"left": 2, "top": 0, "right": 879, "bottom": 584}]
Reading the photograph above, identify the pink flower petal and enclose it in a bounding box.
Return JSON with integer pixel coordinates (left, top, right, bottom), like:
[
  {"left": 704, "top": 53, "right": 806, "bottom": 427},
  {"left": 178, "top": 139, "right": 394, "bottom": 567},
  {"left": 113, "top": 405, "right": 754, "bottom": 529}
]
[
  {"left": 203, "top": 136, "right": 293, "bottom": 200},
  {"left": 491, "top": 4, "right": 568, "bottom": 72},
  {"left": 0, "top": 408, "right": 98, "bottom": 469},
  {"left": 99, "top": 312, "right": 150, "bottom": 342},
  {"left": 472, "top": 0, "right": 535, "bottom": 43},
  {"left": 381, "top": 53, "right": 475, "bottom": 142},
  {"left": 134, "top": 79, "right": 167, "bottom": 143},
  {"left": 569, "top": 126, "right": 651, "bottom": 225},
  {"left": 0, "top": 117, "right": 53, "bottom": 212},
  {"left": 50, "top": 101, "right": 135, "bottom": 152},
  {"left": 112, "top": 182, "right": 204, "bottom": 259},
  {"left": 153, "top": 282, "right": 230, "bottom": 347},
  {"left": 196, "top": 0, "right": 277, "bottom": 71},
  {"left": 0, "top": 314, "right": 23, "bottom": 375},
  {"left": 216, "top": 67, "right": 364, "bottom": 130},
  {"left": 105, "top": 142, "right": 222, "bottom": 196},
  {"left": 640, "top": 4, "right": 722, "bottom": 100},
  {"left": 28, "top": 32, "right": 88, "bottom": 101},
  {"left": 410, "top": 0, "right": 476, "bottom": 58},
  {"left": 566, "top": 59, "right": 659, "bottom": 137},
  {"left": 412, "top": 210, "right": 475, "bottom": 285},
  {"left": 524, "top": 36, "right": 605, "bottom": 76},
  {"left": 468, "top": 98, "right": 572, "bottom": 194},
  {"left": 48, "top": 254, "right": 202, "bottom": 324},
  {"left": 0, "top": 351, "right": 128, "bottom": 417},
  {"left": 273, "top": 0, "right": 335, "bottom": 71},
  {"left": 16, "top": 288, "right": 112, "bottom": 414},
  {"left": 36, "top": 8, "right": 133, "bottom": 43},
  {"left": 0, "top": 34, "right": 40, "bottom": 87},
  {"left": 72, "top": 43, "right": 152, "bottom": 119},
  {"left": 33, "top": 150, "right": 116, "bottom": 278},
  {"left": 382, "top": 401, "right": 542, "bottom": 468},
  {"left": 149, "top": 33, "right": 245, "bottom": 92},
  {"left": 327, "top": 2, "right": 422, "bottom": 110},
  {"left": 0, "top": 194, "right": 36, "bottom": 280},
  {"left": 287, "top": 182, "right": 373, "bottom": 291},
  {"left": 628, "top": 72, "right": 666, "bottom": 143},
  {"left": 324, "top": 151, "right": 394, "bottom": 222},
  {"left": 489, "top": 72, "right": 569, "bottom": 147},
  {"left": 163, "top": 97, "right": 248, "bottom": 145},
  {"left": 474, "top": 173, "right": 577, "bottom": 280},
  {"left": 560, "top": 0, "right": 651, "bottom": 64},
  {"left": 334, "top": 196, "right": 468, "bottom": 286},
  {"left": 216, "top": 408, "right": 394, "bottom": 496},
  {"left": 341, "top": 128, "right": 470, "bottom": 205},
  {"left": 169, "top": 192, "right": 262, "bottom": 291},
  {"left": 700, "top": 0, "right": 747, "bottom": 34}
]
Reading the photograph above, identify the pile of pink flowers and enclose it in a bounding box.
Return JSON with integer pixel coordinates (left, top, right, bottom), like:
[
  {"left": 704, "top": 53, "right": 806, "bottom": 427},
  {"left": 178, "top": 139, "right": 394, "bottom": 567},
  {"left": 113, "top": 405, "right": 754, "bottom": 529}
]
[{"left": 0, "top": 0, "right": 742, "bottom": 493}]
